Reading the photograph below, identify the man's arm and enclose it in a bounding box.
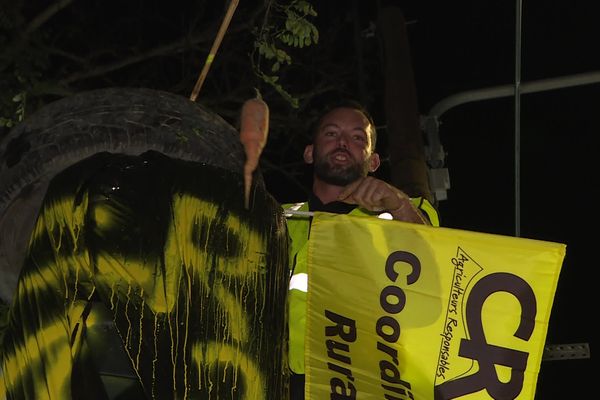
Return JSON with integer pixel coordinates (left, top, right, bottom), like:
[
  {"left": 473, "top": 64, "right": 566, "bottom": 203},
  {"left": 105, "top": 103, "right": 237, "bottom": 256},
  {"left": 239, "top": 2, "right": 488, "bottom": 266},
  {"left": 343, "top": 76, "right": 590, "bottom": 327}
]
[{"left": 337, "top": 176, "right": 434, "bottom": 225}]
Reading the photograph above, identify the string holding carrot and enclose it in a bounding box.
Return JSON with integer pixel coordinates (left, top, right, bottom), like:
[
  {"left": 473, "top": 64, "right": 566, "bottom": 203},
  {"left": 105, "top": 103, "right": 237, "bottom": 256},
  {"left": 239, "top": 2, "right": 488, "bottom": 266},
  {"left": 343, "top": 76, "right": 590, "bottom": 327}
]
[{"left": 239, "top": 89, "right": 270, "bottom": 209}]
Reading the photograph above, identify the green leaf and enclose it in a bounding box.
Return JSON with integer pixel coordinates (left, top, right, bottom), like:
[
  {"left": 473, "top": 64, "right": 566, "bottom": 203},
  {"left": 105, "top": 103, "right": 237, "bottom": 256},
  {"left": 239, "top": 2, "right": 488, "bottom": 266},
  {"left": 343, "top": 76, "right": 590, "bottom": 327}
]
[{"left": 251, "top": 0, "right": 318, "bottom": 108}]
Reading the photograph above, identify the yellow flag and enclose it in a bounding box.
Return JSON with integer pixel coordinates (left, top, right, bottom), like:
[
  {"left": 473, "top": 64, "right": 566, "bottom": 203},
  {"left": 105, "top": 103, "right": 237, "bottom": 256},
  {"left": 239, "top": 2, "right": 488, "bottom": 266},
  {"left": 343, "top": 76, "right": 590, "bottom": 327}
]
[{"left": 306, "top": 212, "right": 565, "bottom": 400}]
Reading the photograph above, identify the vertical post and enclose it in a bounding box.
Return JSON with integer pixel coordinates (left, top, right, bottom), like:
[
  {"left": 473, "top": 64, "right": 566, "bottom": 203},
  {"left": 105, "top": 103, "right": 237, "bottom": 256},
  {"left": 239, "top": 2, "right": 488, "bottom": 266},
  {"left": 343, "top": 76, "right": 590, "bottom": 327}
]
[
  {"left": 378, "top": 5, "right": 433, "bottom": 202},
  {"left": 514, "top": 0, "right": 523, "bottom": 237}
]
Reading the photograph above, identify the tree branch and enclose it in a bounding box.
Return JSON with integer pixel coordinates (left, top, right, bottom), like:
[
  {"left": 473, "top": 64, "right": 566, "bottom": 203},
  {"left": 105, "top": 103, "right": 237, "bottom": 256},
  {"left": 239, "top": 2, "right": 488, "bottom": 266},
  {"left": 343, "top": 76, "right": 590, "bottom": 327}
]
[
  {"left": 24, "top": 0, "right": 76, "bottom": 37},
  {"left": 58, "top": 4, "right": 265, "bottom": 86}
]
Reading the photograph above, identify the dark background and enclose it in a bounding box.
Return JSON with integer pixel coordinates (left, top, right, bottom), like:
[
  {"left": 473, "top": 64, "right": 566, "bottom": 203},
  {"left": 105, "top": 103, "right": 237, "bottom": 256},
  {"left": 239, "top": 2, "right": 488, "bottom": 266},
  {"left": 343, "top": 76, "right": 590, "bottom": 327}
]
[{"left": 0, "top": 0, "right": 595, "bottom": 397}]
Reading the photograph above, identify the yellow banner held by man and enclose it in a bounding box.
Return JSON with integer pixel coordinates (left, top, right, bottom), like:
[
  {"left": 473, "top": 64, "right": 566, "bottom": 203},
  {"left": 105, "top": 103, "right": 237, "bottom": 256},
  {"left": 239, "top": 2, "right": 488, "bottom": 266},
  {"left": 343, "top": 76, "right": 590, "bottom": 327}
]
[{"left": 305, "top": 212, "right": 566, "bottom": 400}]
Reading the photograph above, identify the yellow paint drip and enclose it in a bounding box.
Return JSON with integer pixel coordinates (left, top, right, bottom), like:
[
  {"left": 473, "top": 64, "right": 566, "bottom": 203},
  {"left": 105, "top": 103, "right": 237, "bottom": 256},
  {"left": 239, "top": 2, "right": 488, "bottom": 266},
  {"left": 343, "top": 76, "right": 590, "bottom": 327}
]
[{"left": 191, "top": 341, "right": 265, "bottom": 399}]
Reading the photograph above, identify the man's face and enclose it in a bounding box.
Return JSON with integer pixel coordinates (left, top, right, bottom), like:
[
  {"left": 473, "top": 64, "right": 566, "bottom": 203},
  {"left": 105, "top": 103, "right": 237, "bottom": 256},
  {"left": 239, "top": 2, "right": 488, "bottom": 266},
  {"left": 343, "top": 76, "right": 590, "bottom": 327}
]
[{"left": 305, "top": 107, "right": 379, "bottom": 186}]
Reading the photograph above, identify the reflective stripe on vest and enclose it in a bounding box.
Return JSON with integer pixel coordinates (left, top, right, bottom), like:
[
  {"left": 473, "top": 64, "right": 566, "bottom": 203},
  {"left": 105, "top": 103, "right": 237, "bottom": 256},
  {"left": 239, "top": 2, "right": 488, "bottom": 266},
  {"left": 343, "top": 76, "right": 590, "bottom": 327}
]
[{"left": 289, "top": 273, "right": 308, "bottom": 292}]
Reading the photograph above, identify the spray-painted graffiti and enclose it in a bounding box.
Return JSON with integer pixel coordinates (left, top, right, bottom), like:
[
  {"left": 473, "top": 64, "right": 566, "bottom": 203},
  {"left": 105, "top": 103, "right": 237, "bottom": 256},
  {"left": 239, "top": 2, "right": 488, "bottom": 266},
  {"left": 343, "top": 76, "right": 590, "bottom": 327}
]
[{"left": 0, "top": 151, "right": 289, "bottom": 399}]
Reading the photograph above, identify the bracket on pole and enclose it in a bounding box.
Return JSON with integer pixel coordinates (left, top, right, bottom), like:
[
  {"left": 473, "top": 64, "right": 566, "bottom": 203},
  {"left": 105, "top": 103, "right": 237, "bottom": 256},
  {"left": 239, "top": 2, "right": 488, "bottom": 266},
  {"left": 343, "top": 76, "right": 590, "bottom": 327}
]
[{"left": 542, "top": 343, "right": 591, "bottom": 361}]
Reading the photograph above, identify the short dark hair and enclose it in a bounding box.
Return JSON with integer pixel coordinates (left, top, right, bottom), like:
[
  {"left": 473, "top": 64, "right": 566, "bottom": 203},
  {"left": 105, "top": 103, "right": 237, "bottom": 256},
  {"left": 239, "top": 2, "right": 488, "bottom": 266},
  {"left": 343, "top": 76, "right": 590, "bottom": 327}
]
[{"left": 311, "top": 100, "right": 377, "bottom": 150}]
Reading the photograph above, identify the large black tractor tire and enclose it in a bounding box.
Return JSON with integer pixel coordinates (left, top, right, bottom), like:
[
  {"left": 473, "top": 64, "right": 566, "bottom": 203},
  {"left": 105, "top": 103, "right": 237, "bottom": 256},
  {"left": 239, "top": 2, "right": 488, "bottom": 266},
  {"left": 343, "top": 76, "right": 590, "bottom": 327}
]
[{"left": 0, "top": 88, "right": 288, "bottom": 399}]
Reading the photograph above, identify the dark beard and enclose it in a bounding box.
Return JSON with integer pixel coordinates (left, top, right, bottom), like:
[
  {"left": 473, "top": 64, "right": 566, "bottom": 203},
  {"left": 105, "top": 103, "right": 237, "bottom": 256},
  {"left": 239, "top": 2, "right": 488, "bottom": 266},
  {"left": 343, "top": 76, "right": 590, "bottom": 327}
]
[{"left": 313, "top": 156, "right": 368, "bottom": 186}]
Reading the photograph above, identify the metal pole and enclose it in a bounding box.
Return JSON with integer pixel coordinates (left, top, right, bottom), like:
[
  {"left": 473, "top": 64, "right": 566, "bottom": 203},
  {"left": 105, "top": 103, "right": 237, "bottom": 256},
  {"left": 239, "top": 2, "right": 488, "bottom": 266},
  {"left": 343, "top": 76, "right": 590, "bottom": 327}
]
[
  {"left": 428, "top": 70, "right": 600, "bottom": 118},
  {"left": 515, "top": 0, "right": 523, "bottom": 237}
]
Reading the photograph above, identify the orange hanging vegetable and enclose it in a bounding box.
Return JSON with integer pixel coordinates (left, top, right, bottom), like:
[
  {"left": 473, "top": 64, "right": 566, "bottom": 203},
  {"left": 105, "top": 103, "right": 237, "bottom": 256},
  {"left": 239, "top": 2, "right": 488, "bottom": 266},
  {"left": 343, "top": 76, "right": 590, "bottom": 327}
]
[{"left": 240, "top": 92, "right": 269, "bottom": 209}]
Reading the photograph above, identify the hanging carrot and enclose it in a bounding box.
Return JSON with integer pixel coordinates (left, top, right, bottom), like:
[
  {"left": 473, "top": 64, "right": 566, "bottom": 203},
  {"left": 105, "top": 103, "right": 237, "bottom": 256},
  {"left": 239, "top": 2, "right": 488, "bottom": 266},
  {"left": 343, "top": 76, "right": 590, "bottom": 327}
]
[{"left": 240, "top": 91, "right": 269, "bottom": 209}]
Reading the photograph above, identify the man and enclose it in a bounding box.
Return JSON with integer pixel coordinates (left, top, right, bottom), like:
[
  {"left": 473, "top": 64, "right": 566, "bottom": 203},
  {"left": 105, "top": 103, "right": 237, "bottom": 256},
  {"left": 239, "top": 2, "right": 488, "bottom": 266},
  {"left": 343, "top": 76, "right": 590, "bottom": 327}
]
[{"left": 284, "top": 101, "right": 439, "bottom": 399}]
